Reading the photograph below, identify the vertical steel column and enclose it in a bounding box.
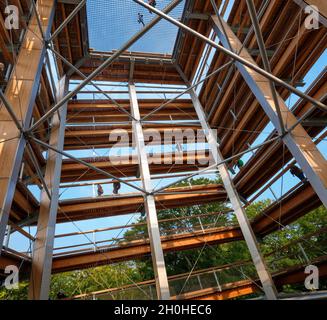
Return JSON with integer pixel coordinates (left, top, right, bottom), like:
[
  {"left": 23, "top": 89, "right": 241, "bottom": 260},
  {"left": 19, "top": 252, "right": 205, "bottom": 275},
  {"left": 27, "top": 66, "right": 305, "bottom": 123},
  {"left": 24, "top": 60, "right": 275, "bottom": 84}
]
[
  {"left": 177, "top": 67, "right": 278, "bottom": 300},
  {"left": 28, "top": 76, "right": 68, "bottom": 300},
  {"left": 129, "top": 83, "right": 170, "bottom": 300},
  {"left": 0, "top": 0, "right": 56, "bottom": 249},
  {"left": 212, "top": 15, "right": 327, "bottom": 207}
]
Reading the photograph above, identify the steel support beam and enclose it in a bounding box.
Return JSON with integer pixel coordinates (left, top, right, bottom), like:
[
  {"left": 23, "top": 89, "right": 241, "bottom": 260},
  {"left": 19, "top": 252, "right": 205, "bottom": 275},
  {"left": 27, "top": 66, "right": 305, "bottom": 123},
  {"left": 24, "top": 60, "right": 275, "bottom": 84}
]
[
  {"left": 176, "top": 67, "right": 278, "bottom": 300},
  {"left": 28, "top": 76, "right": 68, "bottom": 300},
  {"left": 212, "top": 15, "right": 327, "bottom": 207},
  {"left": 129, "top": 83, "right": 170, "bottom": 300},
  {"left": 45, "top": 51, "right": 58, "bottom": 101},
  {"left": 0, "top": 0, "right": 56, "bottom": 249}
]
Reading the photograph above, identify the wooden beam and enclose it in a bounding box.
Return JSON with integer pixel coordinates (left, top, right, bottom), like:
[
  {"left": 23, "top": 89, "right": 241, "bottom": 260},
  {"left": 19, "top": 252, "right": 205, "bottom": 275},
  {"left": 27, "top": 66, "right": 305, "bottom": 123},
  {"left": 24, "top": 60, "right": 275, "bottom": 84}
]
[
  {"left": 29, "top": 76, "right": 68, "bottom": 300},
  {"left": 0, "top": 0, "right": 56, "bottom": 249},
  {"left": 56, "top": 184, "right": 227, "bottom": 223},
  {"left": 51, "top": 226, "right": 242, "bottom": 273}
]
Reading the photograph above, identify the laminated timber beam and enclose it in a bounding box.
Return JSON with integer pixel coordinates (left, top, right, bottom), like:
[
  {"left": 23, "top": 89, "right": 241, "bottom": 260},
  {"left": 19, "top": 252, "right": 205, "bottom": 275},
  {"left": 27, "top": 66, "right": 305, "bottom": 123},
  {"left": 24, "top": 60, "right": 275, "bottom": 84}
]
[
  {"left": 182, "top": 255, "right": 327, "bottom": 300},
  {"left": 56, "top": 178, "right": 320, "bottom": 230},
  {"left": 142, "top": 0, "right": 326, "bottom": 111},
  {"left": 0, "top": 0, "right": 31, "bottom": 66},
  {"left": 51, "top": 225, "right": 243, "bottom": 273},
  {"left": 56, "top": 184, "right": 227, "bottom": 223},
  {"left": 50, "top": 0, "right": 86, "bottom": 43},
  {"left": 63, "top": 123, "right": 203, "bottom": 150},
  {"left": 211, "top": 15, "right": 327, "bottom": 207},
  {"left": 0, "top": 248, "right": 30, "bottom": 277},
  {"left": 76, "top": 50, "right": 182, "bottom": 84},
  {"left": 55, "top": 177, "right": 319, "bottom": 228},
  {"left": 78, "top": 50, "right": 182, "bottom": 84},
  {"left": 0, "top": 13, "right": 13, "bottom": 64},
  {"left": 73, "top": 57, "right": 183, "bottom": 84},
  {"left": 252, "top": 182, "right": 321, "bottom": 237},
  {"left": 244, "top": 0, "right": 285, "bottom": 135},
  {"left": 66, "top": 99, "right": 197, "bottom": 123},
  {"left": 28, "top": 76, "right": 68, "bottom": 300},
  {"left": 177, "top": 280, "right": 257, "bottom": 300},
  {"left": 273, "top": 254, "right": 327, "bottom": 289},
  {"left": 133, "top": 2, "right": 327, "bottom": 202},
  {"left": 0, "top": 0, "right": 56, "bottom": 248},
  {"left": 129, "top": 83, "right": 170, "bottom": 300},
  {"left": 48, "top": 47, "right": 137, "bottom": 121},
  {"left": 60, "top": 151, "right": 212, "bottom": 183},
  {"left": 90, "top": 50, "right": 174, "bottom": 64}
]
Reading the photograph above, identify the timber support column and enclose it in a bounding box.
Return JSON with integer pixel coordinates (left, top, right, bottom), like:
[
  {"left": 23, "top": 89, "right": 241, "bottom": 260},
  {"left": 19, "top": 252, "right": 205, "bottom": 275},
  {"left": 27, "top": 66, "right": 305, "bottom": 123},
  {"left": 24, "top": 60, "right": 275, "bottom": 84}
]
[
  {"left": 28, "top": 76, "right": 68, "bottom": 300},
  {"left": 129, "top": 83, "right": 170, "bottom": 300},
  {"left": 177, "top": 66, "right": 278, "bottom": 300},
  {"left": 0, "top": 0, "right": 56, "bottom": 248},
  {"left": 212, "top": 15, "right": 327, "bottom": 208}
]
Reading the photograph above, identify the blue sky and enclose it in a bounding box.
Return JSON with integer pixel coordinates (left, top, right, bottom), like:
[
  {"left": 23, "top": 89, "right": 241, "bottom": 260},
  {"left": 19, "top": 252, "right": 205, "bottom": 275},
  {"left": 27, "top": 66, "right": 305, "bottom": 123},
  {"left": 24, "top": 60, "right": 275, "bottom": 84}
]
[
  {"left": 87, "top": 0, "right": 185, "bottom": 54},
  {"left": 8, "top": 0, "right": 327, "bottom": 255}
]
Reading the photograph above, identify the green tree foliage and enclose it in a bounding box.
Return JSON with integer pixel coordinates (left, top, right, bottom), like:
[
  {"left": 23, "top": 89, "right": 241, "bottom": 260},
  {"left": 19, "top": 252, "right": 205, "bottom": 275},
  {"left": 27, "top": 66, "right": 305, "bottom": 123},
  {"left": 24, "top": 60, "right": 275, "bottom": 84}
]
[
  {"left": 49, "top": 262, "right": 144, "bottom": 299},
  {"left": 0, "top": 282, "right": 28, "bottom": 300},
  {"left": 0, "top": 262, "right": 144, "bottom": 300}
]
